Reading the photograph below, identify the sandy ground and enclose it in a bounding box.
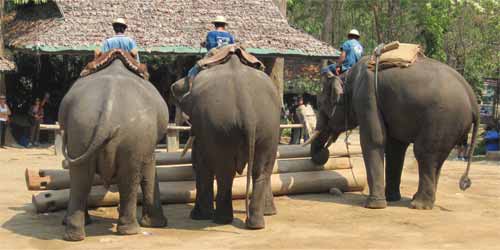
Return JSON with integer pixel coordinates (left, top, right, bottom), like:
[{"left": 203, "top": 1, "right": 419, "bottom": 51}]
[{"left": 0, "top": 138, "right": 499, "bottom": 250}]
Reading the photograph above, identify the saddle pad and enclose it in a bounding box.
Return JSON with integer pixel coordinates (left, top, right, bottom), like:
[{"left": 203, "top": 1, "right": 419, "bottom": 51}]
[
  {"left": 197, "top": 44, "right": 265, "bottom": 71},
  {"left": 80, "top": 49, "right": 150, "bottom": 80},
  {"left": 367, "top": 42, "right": 425, "bottom": 71}
]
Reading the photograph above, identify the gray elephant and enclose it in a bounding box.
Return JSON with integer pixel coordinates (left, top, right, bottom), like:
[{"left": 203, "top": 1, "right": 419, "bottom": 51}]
[
  {"left": 170, "top": 54, "right": 280, "bottom": 229},
  {"left": 308, "top": 57, "right": 479, "bottom": 210},
  {"left": 59, "top": 59, "right": 169, "bottom": 241}
]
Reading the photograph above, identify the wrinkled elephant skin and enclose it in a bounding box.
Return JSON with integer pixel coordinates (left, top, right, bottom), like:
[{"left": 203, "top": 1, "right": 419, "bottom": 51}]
[
  {"left": 170, "top": 55, "right": 280, "bottom": 229},
  {"left": 312, "top": 57, "right": 479, "bottom": 210},
  {"left": 59, "top": 60, "right": 169, "bottom": 241}
]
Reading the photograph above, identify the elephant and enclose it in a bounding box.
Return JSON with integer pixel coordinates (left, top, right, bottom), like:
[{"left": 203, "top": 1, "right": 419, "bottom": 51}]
[
  {"left": 170, "top": 54, "right": 280, "bottom": 229},
  {"left": 58, "top": 59, "right": 169, "bottom": 241},
  {"left": 308, "top": 56, "right": 479, "bottom": 210}
]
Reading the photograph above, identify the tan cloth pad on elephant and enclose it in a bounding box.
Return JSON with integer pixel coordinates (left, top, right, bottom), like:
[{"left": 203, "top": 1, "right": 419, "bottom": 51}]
[
  {"left": 197, "top": 44, "right": 265, "bottom": 71},
  {"left": 367, "top": 42, "right": 425, "bottom": 71},
  {"left": 80, "top": 49, "right": 150, "bottom": 80}
]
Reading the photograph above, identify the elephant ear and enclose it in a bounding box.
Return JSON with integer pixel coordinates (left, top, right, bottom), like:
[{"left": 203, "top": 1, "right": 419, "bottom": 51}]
[
  {"left": 321, "top": 73, "right": 343, "bottom": 103},
  {"left": 331, "top": 77, "right": 344, "bottom": 99},
  {"left": 170, "top": 78, "right": 189, "bottom": 99}
]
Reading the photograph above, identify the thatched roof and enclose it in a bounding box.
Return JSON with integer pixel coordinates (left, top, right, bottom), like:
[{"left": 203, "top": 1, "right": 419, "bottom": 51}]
[
  {"left": 0, "top": 56, "right": 16, "bottom": 72},
  {"left": 5, "top": 0, "right": 338, "bottom": 58}
]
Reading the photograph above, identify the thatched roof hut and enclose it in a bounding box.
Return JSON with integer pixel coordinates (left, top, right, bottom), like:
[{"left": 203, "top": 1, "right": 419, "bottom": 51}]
[{"left": 5, "top": 0, "right": 338, "bottom": 58}]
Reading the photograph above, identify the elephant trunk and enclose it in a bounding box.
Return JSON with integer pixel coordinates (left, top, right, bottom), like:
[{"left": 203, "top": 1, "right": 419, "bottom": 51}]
[
  {"left": 170, "top": 77, "right": 192, "bottom": 102},
  {"left": 310, "top": 130, "right": 339, "bottom": 165}
]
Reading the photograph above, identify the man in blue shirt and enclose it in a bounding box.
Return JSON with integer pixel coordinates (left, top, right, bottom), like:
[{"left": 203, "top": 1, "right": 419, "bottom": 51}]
[
  {"left": 321, "top": 29, "right": 363, "bottom": 76},
  {"left": 100, "top": 18, "right": 140, "bottom": 62},
  {"left": 338, "top": 29, "right": 364, "bottom": 73},
  {"left": 186, "top": 16, "right": 235, "bottom": 87},
  {"left": 204, "top": 16, "right": 235, "bottom": 51}
]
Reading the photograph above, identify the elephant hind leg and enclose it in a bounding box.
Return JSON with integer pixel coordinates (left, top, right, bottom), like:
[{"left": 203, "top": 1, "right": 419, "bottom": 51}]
[
  {"left": 385, "top": 137, "right": 409, "bottom": 202},
  {"left": 63, "top": 158, "right": 96, "bottom": 241},
  {"left": 213, "top": 170, "right": 235, "bottom": 225},
  {"left": 116, "top": 158, "right": 141, "bottom": 235},
  {"left": 264, "top": 160, "right": 277, "bottom": 216},
  {"left": 412, "top": 145, "right": 452, "bottom": 210},
  {"left": 190, "top": 146, "right": 215, "bottom": 220},
  {"left": 264, "top": 175, "right": 277, "bottom": 216},
  {"left": 139, "top": 155, "right": 168, "bottom": 228},
  {"left": 246, "top": 155, "right": 275, "bottom": 229}
]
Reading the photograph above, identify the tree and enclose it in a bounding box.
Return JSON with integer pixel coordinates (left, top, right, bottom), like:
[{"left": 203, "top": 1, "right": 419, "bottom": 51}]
[{"left": 287, "top": 0, "right": 499, "bottom": 99}]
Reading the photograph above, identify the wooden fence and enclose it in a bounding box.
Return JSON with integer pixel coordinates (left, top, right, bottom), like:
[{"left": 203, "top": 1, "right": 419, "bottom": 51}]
[{"left": 40, "top": 123, "right": 304, "bottom": 155}]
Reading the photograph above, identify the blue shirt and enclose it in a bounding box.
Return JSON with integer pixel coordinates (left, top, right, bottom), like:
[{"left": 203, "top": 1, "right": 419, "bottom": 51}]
[
  {"left": 340, "top": 39, "right": 364, "bottom": 72},
  {"left": 484, "top": 130, "right": 499, "bottom": 151},
  {"left": 205, "top": 31, "right": 235, "bottom": 51},
  {"left": 101, "top": 34, "right": 140, "bottom": 62}
]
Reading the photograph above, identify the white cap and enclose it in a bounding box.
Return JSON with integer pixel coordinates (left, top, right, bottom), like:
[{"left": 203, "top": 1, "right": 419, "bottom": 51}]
[
  {"left": 212, "top": 16, "right": 228, "bottom": 24},
  {"left": 112, "top": 18, "right": 127, "bottom": 27},
  {"left": 348, "top": 29, "right": 360, "bottom": 37}
]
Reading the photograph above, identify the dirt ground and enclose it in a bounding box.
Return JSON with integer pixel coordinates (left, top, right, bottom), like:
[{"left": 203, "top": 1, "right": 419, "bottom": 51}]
[{"left": 1, "top": 137, "right": 499, "bottom": 250}]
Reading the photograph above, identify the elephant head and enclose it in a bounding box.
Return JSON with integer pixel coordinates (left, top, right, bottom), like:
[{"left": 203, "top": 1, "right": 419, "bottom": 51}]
[{"left": 308, "top": 73, "right": 357, "bottom": 164}]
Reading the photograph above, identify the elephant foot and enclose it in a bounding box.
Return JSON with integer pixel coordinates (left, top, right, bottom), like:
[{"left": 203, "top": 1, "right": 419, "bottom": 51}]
[
  {"left": 140, "top": 215, "right": 168, "bottom": 228},
  {"left": 63, "top": 227, "right": 85, "bottom": 241},
  {"left": 386, "top": 192, "right": 402, "bottom": 202},
  {"left": 264, "top": 204, "right": 277, "bottom": 216},
  {"left": 213, "top": 215, "right": 233, "bottom": 225},
  {"left": 62, "top": 213, "right": 92, "bottom": 226},
  {"left": 190, "top": 207, "right": 214, "bottom": 220},
  {"left": 117, "top": 222, "right": 140, "bottom": 235},
  {"left": 364, "top": 197, "right": 387, "bottom": 209},
  {"left": 245, "top": 216, "right": 265, "bottom": 230},
  {"left": 410, "top": 197, "right": 434, "bottom": 210}
]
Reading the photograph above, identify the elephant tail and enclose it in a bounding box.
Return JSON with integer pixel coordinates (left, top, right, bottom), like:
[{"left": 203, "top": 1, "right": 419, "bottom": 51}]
[
  {"left": 62, "top": 101, "right": 118, "bottom": 167},
  {"left": 245, "top": 120, "right": 256, "bottom": 221},
  {"left": 460, "top": 111, "right": 479, "bottom": 191}
]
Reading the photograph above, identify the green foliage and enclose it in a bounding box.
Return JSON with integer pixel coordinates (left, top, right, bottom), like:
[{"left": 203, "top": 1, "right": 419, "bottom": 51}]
[
  {"left": 287, "top": 0, "right": 500, "bottom": 98},
  {"left": 285, "top": 77, "right": 322, "bottom": 94}
]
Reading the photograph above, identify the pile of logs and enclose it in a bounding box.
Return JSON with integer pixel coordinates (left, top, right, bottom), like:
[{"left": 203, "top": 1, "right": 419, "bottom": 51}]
[{"left": 25, "top": 144, "right": 366, "bottom": 213}]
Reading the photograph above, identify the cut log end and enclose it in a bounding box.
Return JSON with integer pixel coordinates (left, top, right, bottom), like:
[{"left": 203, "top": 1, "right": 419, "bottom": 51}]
[{"left": 25, "top": 169, "right": 50, "bottom": 191}]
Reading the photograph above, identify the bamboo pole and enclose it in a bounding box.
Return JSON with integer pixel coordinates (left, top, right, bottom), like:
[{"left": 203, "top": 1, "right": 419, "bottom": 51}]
[
  {"left": 26, "top": 156, "right": 364, "bottom": 190},
  {"left": 32, "top": 168, "right": 366, "bottom": 213}
]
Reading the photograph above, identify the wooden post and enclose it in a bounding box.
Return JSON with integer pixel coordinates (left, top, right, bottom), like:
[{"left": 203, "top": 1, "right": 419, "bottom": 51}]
[
  {"left": 54, "top": 122, "right": 63, "bottom": 156},
  {"left": 166, "top": 123, "right": 179, "bottom": 152},
  {"left": 0, "top": 0, "right": 5, "bottom": 96},
  {"left": 270, "top": 0, "right": 287, "bottom": 104}
]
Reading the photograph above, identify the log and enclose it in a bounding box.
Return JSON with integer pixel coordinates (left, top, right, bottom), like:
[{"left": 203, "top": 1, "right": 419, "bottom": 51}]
[
  {"left": 26, "top": 156, "right": 364, "bottom": 190},
  {"left": 32, "top": 168, "right": 366, "bottom": 213},
  {"left": 155, "top": 144, "right": 362, "bottom": 165}
]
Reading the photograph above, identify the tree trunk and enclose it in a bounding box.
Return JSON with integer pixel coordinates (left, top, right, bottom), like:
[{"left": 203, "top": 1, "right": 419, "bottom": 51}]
[
  {"left": 332, "top": 0, "right": 344, "bottom": 47},
  {"left": 321, "top": 0, "right": 334, "bottom": 67},
  {"left": 271, "top": 0, "right": 286, "bottom": 105},
  {"left": 370, "top": 0, "right": 384, "bottom": 44},
  {"left": 455, "top": 0, "right": 466, "bottom": 75},
  {"left": 387, "top": 0, "right": 399, "bottom": 42},
  {"left": 0, "top": 0, "right": 5, "bottom": 96}
]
